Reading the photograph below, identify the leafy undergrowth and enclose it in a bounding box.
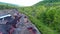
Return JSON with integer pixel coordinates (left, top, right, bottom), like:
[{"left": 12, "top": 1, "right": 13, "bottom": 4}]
[{"left": 26, "top": 13, "right": 58, "bottom": 34}]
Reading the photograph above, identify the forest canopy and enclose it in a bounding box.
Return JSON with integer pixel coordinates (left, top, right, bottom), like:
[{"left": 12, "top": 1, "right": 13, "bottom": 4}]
[{"left": 0, "top": 0, "right": 60, "bottom": 34}]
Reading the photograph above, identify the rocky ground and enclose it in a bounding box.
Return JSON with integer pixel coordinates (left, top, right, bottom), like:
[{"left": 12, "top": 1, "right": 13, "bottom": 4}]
[{"left": 0, "top": 9, "right": 40, "bottom": 34}]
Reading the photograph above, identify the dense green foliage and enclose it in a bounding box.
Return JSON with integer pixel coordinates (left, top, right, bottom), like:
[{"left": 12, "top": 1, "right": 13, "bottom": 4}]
[
  {"left": 0, "top": 0, "right": 60, "bottom": 34},
  {"left": 18, "top": 0, "right": 60, "bottom": 34}
]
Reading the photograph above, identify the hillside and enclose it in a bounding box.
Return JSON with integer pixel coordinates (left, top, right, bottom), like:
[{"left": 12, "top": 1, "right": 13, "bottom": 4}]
[
  {"left": 0, "top": 0, "right": 60, "bottom": 34},
  {"left": 18, "top": 0, "right": 60, "bottom": 34}
]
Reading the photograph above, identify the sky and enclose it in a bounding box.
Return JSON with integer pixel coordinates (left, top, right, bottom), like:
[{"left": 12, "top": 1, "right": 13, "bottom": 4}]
[{"left": 0, "top": 0, "right": 42, "bottom": 6}]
